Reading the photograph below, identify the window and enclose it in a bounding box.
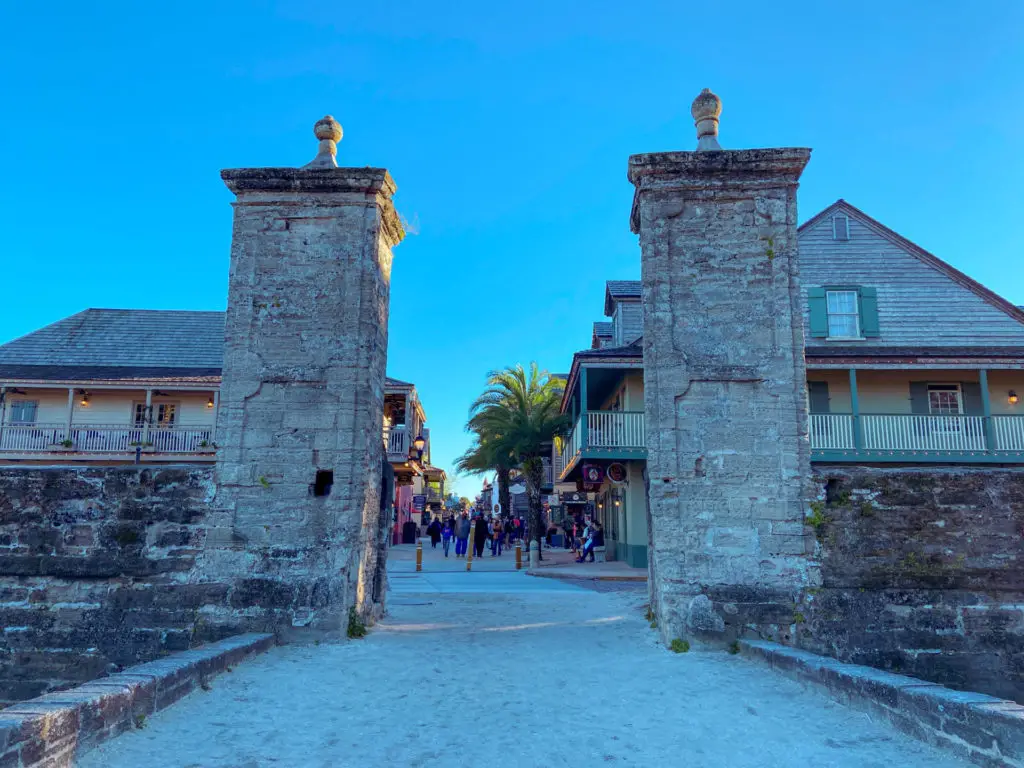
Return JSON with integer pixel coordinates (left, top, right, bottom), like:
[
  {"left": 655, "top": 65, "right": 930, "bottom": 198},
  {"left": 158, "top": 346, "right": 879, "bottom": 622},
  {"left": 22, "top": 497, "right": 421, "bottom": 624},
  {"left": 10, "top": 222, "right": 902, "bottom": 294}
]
[
  {"left": 9, "top": 400, "right": 38, "bottom": 424},
  {"left": 826, "top": 290, "right": 860, "bottom": 338},
  {"left": 808, "top": 286, "right": 880, "bottom": 339},
  {"left": 133, "top": 402, "right": 177, "bottom": 427},
  {"left": 832, "top": 214, "right": 850, "bottom": 241},
  {"left": 927, "top": 384, "right": 962, "bottom": 416}
]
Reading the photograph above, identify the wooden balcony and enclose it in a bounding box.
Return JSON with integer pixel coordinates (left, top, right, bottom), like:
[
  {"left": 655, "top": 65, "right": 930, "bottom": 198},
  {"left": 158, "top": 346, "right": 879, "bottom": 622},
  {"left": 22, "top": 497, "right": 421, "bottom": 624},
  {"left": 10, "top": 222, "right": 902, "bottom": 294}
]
[
  {"left": 384, "top": 425, "right": 410, "bottom": 460},
  {"left": 0, "top": 423, "right": 215, "bottom": 462},
  {"left": 558, "top": 410, "right": 646, "bottom": 481},
  {"left": 810, "top": 413, "right": 1024, "bottom": 462}
]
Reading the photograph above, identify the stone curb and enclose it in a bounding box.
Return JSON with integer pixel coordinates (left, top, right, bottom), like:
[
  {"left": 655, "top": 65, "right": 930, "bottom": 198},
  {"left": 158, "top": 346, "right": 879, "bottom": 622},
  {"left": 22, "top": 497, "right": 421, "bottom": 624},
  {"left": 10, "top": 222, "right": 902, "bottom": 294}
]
[
  {"left": 526, "top": 568, "right": 647, "bottom": 582},
  {"left": 739, "top": 639, "right": 1024, "bottom": 767},
  {"left": 0, "top": 632, "right": 275, "bottom": 768}
]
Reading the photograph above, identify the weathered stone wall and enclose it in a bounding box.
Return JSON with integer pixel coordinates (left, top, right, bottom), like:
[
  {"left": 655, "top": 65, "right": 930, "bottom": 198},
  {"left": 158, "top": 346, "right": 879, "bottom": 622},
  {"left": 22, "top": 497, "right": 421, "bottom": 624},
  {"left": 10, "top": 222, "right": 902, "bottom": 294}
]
[
  {"left": 210, "top": 165, "right": 403, "bottom": 636},
  {"left": 799, "top": 466, "right": 1024, "bottom": 703},
  {"left": 629, "top": 147, "right": 818, "bottom": 644},
  {"left": 0, "top": 466, "right": 241, "bottom": 706}
]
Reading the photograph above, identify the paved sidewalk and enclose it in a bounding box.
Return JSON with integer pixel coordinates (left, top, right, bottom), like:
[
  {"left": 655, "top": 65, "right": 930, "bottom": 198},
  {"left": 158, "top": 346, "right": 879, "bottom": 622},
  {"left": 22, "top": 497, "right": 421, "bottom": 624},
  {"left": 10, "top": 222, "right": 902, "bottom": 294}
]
[{"left": 79, "top": 560, "right": 967, "bottom": 767}]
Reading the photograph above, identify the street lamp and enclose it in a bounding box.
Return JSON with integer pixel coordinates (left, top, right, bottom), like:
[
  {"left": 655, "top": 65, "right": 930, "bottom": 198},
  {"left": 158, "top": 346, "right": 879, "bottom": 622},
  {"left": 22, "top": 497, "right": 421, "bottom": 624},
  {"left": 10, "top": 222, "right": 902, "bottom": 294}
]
[{"left": 413, "top": 434, "right": 426, "bottom": 460}]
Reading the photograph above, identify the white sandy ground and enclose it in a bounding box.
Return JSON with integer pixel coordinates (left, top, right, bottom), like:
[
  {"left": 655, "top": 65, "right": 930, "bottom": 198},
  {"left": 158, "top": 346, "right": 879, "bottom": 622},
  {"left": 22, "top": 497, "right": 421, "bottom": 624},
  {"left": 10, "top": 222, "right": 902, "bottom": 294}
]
[{"left": 80, "top": 563, "right": 968, "bottom": 768}]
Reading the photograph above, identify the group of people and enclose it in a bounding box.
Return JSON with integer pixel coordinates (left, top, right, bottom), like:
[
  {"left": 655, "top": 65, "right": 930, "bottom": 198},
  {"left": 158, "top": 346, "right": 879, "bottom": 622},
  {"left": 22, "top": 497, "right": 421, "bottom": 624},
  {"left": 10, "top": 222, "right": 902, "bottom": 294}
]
[
  {"left": 425, "top": 512, "right": 527, "bottom": 558},
  {"left": 547, "top": 514, "right": 604, "bottom": 563}
]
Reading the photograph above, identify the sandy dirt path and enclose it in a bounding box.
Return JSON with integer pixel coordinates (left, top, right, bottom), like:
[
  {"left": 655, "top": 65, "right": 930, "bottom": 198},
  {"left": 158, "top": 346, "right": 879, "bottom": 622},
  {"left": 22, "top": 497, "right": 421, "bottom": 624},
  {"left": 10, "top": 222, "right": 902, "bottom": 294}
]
[{"left": 79, "top": 565, "right": 966, "bottom": 768}]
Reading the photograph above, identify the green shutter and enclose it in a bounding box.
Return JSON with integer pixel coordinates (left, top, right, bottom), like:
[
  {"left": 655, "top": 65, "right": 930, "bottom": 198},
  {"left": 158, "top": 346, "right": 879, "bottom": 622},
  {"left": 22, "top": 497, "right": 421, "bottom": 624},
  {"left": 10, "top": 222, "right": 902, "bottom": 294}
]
[
  {"left": 961, "top": 382, "right": 983, "bottom": 416},
  {"left": 808, "top": 287, "right": 828, "bottom": 338},
  {"left": 859, "top": 287, "right": 880, "bottom": 337},
  {"left": 808, "top": 381, "right": 831, "bottom": 413},
  {"left": 909, "top": 382, "right": 929, "bottom": 414}
]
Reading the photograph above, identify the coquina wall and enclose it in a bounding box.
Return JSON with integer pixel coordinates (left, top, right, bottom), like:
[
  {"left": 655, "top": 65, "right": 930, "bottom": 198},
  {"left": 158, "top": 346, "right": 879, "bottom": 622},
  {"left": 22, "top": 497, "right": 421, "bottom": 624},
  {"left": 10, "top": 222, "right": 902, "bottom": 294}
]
[
  {"left": 799, "top": 466, "right": 1024, "bottom": 703},
  {"left": 0, "top": 466, "right": 238, "bottom": 706}
]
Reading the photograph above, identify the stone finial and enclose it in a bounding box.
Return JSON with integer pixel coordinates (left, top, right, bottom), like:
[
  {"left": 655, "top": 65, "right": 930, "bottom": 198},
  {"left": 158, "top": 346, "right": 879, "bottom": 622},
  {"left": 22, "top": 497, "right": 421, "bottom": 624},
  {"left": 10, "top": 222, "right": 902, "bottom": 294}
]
[
  {"left": 691, "top": 88, "right": 722, "bottom": 151},
  {"left": 304, "top": 115, "right": 343, "bottom": 168}
]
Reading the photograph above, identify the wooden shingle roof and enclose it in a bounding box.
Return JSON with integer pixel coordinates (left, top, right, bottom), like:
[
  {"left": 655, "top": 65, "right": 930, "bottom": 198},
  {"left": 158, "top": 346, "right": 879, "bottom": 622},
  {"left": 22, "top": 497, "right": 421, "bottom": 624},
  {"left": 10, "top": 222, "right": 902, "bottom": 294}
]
[{"left": 0, "top": 309, "right": 225, "bottom": 380}]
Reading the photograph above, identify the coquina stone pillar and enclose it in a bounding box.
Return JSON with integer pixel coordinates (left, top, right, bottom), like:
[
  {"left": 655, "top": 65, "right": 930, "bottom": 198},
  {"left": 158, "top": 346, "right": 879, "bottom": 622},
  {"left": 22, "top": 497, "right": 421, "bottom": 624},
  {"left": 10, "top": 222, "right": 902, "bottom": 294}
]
[
  {"left": 628, "top": 90, "right": 816, "bottom": 644},
  {"left": 207, "top": 116, "right": 403, "bottom": 637}
]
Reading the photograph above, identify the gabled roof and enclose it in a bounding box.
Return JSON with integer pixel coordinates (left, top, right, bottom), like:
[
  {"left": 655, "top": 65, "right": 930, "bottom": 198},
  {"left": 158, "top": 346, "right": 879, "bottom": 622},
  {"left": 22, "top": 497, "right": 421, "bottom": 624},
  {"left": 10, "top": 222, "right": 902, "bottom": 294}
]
[
  {"left": 604, "top": 280, "right": 641, "bottom": 316},
  {"left": 593, "top": 321, "right": 613, "bottom": 338},
  {"left": 799, "top": 200, "right": 1024, "bottom": 326},
  {"left": 0, "top": 309, "right": 225, "bottom": 379}
]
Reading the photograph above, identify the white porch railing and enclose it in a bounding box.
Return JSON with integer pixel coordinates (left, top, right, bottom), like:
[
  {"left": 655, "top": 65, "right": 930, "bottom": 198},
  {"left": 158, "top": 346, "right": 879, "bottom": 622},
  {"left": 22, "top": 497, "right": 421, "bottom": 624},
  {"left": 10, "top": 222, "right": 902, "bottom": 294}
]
[
  {"left": 994, "top": 416, "right": 1024, "bottom": 451},
  {"left": 384, "top": 426, "right": 409, "bottom": 457},
  {"left": 808, "top": 414, "right": 855, "bottom": 450},
  {"left": 587, "top": 411, "right": 646, "bottom": 449},
  {"left": 558, "top": 411, "right": 646, "bottom": 479},
  {"left": 809, "top": 413, "right": 1024, "bottom": 453},
  {"left": 560, "top": 415, "right": 583, "bottom": 472},
  {"left": 0, "top": 424, "right": 213, "bottom": 453},
  {"left": 861, "top": 415, "right": 986, "bottom": 451},
  {"left": 0, "top": 424, "right": 69, "bottom": 452}
]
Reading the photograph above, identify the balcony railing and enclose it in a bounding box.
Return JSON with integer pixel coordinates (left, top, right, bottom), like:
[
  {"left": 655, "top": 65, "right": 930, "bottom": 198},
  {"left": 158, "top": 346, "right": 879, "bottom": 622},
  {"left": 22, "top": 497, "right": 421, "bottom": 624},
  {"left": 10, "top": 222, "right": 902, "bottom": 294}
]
[
  {"left": 587, "top": 411, "right": 645, "bottom": 449},
  {"left": 559, "top": 411, "right": 646, "bottom": 478},
  {"left": 0, "top": 423, "right": 214, "bottom": 453},
  {"left": 384, "top": 426, "right": 409, "bottom": 457},
  {"left": 809, "top": 414, "right": 1024, "bottom": 454}
]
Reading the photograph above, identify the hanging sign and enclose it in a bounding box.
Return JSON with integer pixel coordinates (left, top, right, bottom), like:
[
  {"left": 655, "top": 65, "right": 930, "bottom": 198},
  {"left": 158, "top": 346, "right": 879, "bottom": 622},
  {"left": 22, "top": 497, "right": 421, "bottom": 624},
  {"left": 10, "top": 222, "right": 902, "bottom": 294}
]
[
  {"left": 582, "top": 464, "right": 604, "bottom": 484},
  {"left": 607, "top": 463, "right": 628, "bottom": 485}
]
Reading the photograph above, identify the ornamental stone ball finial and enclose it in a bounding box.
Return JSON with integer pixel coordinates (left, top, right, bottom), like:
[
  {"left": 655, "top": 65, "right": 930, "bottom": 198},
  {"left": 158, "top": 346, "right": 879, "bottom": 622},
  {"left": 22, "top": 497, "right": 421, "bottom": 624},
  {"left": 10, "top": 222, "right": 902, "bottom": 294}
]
[
  {"left": 691, "top": 88, "right": 722, "bottom": 151},
  {"left": 304, "top": 114, "right": 343, "bottom": 168}
]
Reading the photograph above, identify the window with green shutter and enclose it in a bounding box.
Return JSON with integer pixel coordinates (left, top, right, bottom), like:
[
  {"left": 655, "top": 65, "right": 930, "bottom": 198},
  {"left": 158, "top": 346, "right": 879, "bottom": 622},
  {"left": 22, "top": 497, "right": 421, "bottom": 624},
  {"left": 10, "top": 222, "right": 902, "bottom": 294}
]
[{"left": 808, "top": 286, "right": 880, "bottom": 339}]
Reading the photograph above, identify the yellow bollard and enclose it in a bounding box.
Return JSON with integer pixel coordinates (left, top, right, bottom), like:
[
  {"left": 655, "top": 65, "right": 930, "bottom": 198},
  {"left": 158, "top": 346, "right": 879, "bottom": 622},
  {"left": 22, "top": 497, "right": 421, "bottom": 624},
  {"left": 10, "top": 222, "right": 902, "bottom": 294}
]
[
  {"left": 416, "top": 539, "right": 423, "bottom": 572},
  {"left": 515, "top": 542, "right": 522, "bottom": 570},
  {"left": 466, "top": 521, "right": 475, "bottom": 572}
]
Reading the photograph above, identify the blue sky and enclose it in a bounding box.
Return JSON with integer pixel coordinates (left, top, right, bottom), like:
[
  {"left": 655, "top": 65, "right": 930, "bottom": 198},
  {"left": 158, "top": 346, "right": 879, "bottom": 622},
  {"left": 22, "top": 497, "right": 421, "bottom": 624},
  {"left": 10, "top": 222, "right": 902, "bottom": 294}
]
[{"left": 1, "top": 2, "right": 1022, "bottom": 496}]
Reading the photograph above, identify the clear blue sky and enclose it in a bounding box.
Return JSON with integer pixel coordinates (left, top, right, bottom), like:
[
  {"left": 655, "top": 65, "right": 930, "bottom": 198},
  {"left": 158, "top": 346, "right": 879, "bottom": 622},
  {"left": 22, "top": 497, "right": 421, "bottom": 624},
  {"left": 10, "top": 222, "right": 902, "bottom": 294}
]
[{"left": 2, "top": 2, "right": 1022, "bottom": 496}]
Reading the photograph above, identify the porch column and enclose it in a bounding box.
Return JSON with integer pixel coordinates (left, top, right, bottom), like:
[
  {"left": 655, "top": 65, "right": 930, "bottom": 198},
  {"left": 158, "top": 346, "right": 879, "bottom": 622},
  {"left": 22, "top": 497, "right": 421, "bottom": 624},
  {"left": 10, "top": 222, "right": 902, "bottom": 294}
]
[
  {"left": 212, "top": 390, "right": 220, "bottom": 441},
  {"left": 579, "top": 365, "right": 589, "bottom": 450},
  {"left": 849, "top": 369, "right": 862, "bottom": 451},
  {"left": 979, "top": 369, "right": 996, "bottom": 451},
  {"left": 65, "top": 388, "right": 74, "bottom": 441},
  {"left": 0, "top": 386, "right": 6, "bottom": 446},
  {"left": 142, "top": 388, "right": 153, "bottom": 445}
]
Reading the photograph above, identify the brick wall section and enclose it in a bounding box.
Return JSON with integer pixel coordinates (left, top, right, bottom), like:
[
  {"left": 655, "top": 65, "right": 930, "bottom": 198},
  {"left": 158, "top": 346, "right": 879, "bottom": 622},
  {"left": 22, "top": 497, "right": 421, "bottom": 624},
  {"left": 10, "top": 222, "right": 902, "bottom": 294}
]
[
  {"left": 0, "top": 633, "right": 274, "bottom": 767},
  {"left": 799, "top": 466, "right": 1024, "bottom": 703},
  {"left": 0, "top": 466, "right": 240, "bottom": 706},
  {"left": 628, "top": 148, "right": 818, "bottom": 644}
]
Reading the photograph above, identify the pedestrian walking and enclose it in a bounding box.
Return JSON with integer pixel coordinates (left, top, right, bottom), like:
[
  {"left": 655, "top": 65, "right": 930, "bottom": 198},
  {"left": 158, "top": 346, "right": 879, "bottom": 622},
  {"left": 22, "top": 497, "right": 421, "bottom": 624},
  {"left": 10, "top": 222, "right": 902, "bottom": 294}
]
[
  {"left": 473, "top": 514, "right": 489, "bottom": 558},
  {"left": 491, "top": 518, "right": 503, "bottom": 556},
  {"left": 455, "top": 512, "right": 471, "bottom": 558},
  {"left": 441, "top": 518, "right": 454, "bottom": 558},
  {"left": 427, "top": 517, "right": 442, "bottom": 549}
]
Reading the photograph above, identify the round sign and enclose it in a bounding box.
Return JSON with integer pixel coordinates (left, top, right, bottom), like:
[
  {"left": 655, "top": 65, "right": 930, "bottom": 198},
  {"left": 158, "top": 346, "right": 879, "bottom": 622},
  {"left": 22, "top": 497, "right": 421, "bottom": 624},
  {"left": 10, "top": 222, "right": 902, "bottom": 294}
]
[
  {"left": 607, "top": 463, "right": 628, "bottom": 485},
  {"left": 584, "top": 465, "right": 602, "bottom": 483}
]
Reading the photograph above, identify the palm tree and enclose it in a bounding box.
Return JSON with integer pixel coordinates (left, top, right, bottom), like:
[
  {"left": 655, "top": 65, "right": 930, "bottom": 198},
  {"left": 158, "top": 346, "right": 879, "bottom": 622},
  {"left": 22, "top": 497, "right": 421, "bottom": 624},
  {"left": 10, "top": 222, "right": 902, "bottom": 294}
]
[
  {"left": 454, "top": 437, "right": 512, "bottom": 523},
  {"left": 465, "top": 363, "right": 569, "bottom": 559}
]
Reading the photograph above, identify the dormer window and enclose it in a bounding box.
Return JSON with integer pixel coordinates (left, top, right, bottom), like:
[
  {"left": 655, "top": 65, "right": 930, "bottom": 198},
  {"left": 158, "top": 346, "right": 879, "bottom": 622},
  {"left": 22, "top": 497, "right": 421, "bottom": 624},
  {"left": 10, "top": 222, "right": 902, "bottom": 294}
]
[{"left": 832, "top": 214, "right": 850, "bottom": 241}]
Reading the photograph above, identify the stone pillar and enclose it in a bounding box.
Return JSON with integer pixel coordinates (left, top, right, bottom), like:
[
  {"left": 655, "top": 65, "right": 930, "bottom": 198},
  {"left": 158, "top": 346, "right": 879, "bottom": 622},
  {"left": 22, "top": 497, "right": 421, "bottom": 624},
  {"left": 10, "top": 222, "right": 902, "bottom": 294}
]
[
  {"left": 208, "top": 115, "right": 404, "bottom": 637},
  {"left": 628, "top": 89, "right": 816, "bottom": 645}
]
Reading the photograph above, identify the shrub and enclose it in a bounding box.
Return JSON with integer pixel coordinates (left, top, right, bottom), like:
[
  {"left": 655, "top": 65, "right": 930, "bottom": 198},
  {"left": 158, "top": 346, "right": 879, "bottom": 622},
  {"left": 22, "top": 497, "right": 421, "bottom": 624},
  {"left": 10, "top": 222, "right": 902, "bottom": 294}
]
[
  {"left": 347, "top": 607, "right": 367, "bottom": 639},
  {"left": 670, "top": 638, "right": 690, "bottom": 654}
]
